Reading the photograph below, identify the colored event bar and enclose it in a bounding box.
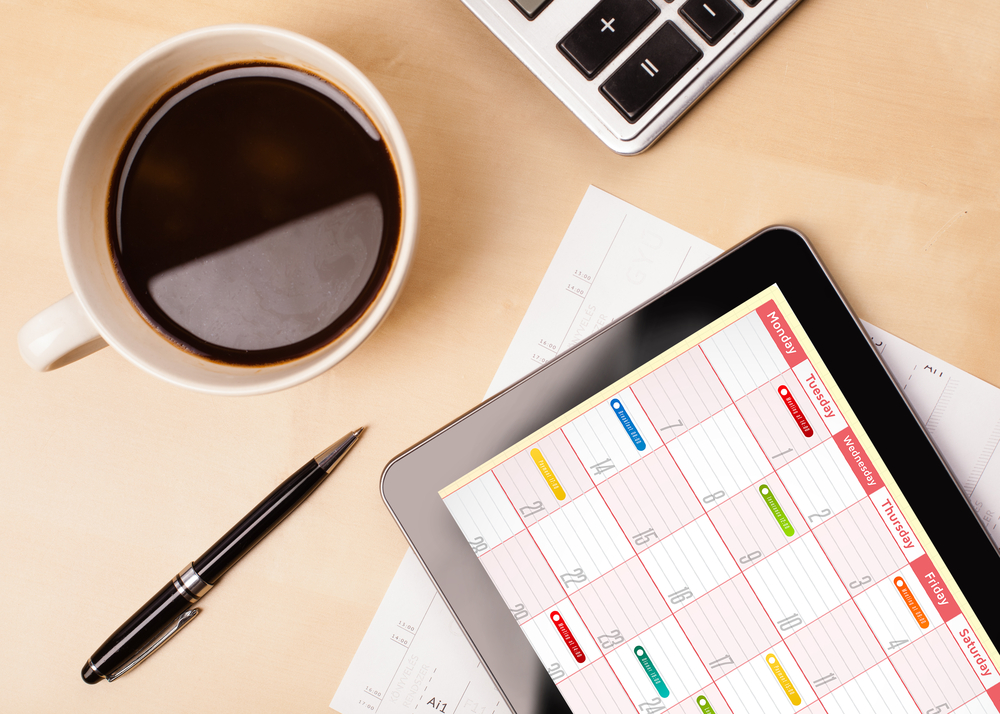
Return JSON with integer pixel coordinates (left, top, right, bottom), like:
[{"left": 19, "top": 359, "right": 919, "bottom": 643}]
[
  {"left": 611, "top": 398, "right": 646, "bottom": 451},
  {"left": 766, "top": 653, "right": 802, "bottom": 706},
  {"left": 634, "top": 645, "right": 669, "bottom": 698},
  {"left": 531, "top": 448, "right": 566, "bottom": 500},
  {"left": 760, "top": 485, "right": 795, "bottom": 536},
  {"left": 550, "top": 611, "right": 586, "bottom": 663}
]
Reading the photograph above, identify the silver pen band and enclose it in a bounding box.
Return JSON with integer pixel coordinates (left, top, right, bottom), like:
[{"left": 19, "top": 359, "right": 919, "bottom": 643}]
[
  {"left": 171, "top": 563, "right": 212, "bottom": 603},
  {"left": 83, "top": 659, "right": 103, "bottom": 681}
]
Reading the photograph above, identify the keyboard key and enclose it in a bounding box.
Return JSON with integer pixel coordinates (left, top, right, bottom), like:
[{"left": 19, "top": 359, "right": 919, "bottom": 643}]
[
  {"left": 600, "top": 22, "right": 702, "bottom": 122},
  {"left": 679, "top": 0, "right": 743, "bottom": 45},
  {"left": 558, "top": 0, "right": 660, "bottom": 79},
  {"left": 508, "top": 0, "right": 553, "bottom": 19}
]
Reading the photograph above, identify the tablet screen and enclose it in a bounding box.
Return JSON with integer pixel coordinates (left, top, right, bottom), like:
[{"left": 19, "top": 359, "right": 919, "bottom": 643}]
[{"left": 438, "top": 285, "right": 1000, "bottom": 714}]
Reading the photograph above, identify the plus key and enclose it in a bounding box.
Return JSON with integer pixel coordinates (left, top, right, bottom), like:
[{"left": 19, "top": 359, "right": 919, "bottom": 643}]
[{"left": 558, "top": 0, "right": 660, "bottom": 79}]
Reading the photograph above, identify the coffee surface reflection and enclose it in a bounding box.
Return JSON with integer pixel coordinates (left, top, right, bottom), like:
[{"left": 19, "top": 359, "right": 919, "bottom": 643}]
[{"left": 109, "top": 64, "right": 401, "bottom": 365}]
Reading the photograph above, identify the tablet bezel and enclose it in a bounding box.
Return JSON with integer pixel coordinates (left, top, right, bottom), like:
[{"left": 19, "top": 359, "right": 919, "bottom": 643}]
[{"left": 381, "top": 226, "right": 1000, "bottom": 714}]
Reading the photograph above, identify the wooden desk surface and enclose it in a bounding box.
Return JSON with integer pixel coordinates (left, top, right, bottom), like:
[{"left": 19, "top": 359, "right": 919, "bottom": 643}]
[{"left": 2, "top": 0, "right": 999, "bottom": 710}]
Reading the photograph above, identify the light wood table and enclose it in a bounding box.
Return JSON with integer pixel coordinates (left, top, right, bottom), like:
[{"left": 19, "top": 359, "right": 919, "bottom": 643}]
[{"left": 2, "top": 0, "right": 999, "bottom": 711}]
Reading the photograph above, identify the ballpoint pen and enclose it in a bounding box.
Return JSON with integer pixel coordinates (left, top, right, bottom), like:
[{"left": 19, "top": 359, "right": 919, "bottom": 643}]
[{"left": 81, "top": 427, "right": 364, "bottom": 684}]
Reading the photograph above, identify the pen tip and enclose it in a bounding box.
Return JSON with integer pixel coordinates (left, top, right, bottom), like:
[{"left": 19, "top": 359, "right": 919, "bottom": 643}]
[{"left": 314, "top": 428, "right": 365, "bottom": 471}]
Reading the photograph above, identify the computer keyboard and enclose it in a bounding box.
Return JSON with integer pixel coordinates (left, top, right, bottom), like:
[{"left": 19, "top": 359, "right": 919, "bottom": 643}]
[{"left": 460, "top": 0, "right": 803, "bottom": 154}]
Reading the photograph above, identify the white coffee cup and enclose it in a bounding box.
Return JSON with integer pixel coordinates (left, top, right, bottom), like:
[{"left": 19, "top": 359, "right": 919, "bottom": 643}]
[{"left": 18, "top": 25, "right": 418, "bottom": 396}]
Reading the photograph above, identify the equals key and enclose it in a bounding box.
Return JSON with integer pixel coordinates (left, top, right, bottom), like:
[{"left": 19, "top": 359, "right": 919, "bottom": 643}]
[{"left": 600, "top": 22, "right": 702, "bottom": 122}]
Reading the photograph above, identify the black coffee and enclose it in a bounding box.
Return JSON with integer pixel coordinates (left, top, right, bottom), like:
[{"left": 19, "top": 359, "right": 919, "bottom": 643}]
[{"left": 108, "top": 63, "right": 401, "bottom": 366}]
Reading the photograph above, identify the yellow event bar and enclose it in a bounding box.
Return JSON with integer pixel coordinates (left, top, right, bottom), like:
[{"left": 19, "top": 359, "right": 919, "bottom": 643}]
[
  {"left": 530, "top": 448, "right": 566, "bottom": 500},
  {"left": 766, "top": 653, "right": 802, "bottom": 706}
]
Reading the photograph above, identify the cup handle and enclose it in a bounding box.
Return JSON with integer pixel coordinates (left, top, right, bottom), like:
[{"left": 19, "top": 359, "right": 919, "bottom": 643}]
[{"left": 18, "top": 293, "right": 108, "bottom": 371}]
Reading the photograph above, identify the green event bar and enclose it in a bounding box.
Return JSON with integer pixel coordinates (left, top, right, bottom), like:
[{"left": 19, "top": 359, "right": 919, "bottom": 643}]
[{"left": 760, "top": 485, "right": 795, "bottom": 536}]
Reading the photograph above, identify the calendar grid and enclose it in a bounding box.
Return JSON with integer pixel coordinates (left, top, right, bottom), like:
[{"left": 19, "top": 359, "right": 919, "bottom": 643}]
[
  {"left": 442, "top": 290, "right": 1000, "bottom": 714},
  {"left": 450, "top": 384, "right": 846, "bottom": 539},
  {"left": 491, "top": 467, "right": 639, "bottom": 708},
  {"left": 594, "top": 360, "right": 846, "bottom": 712},
  {"left": 472, "top": 433, "right": 840, "bottom": 567},
  {"left": 699, "top": 338, "right": 848, "bottom": 710},
  {"left": 560, "top": 414, "right": 740, "bottom": 714},
  {"left": 705, "top": 313, "right": 983, "bottom": 712},
  {"left": 590, "top": 364, "right": 810, "bottom": 712},
  {"left": 666, "top": 345, "right": 835, "bottom": 712},
  {"left": 698, "top": 326, "right": 932, "bottom": 714}
]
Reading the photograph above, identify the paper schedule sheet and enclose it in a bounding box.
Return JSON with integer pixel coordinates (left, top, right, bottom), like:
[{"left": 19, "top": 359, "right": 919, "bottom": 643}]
[
  {"left": 486, "top": 186, "right": 721, "bottom": 398},
  {"left": 862, "top": 321, "right": 1000, "bottom": 541},
  {"left": 331, "top": 549, "right": 507, "bottom": 714},
  {"left": 331, "top": 186, "right": 1000, "bottom": 714}
]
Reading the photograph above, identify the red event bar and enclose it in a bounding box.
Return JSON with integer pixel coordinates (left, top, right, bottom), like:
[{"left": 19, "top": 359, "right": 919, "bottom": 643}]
[
  {"left": 550, "top": 611, "right": 586, "bottom": 663},
  {"left": 778, "top": 384, "right": 814, "bottom": 437},
  {"left": 756, "top": 300, "right": 806, "bottom": 369},
  {"left": 834, "top": 426, "right": 884, "bottom": 494}
]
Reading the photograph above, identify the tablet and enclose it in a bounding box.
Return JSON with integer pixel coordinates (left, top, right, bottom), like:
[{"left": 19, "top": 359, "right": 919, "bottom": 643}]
[{"left": 382, "top": 226, "right": 1000, "bottom": 714}]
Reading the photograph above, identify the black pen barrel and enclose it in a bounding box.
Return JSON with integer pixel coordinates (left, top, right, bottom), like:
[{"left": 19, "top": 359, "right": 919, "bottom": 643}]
[
  {"left": 192, "top": 460, "right": 328, "bottom": 584},
  {"left": 82, "top": 429, "right": 361, "bottom": 684},
  {"left": 81, "top": 460, "right": 326, "bottom": 683},
  {"left": 82, "top": 580, "right": 191, "bottom": 683}
]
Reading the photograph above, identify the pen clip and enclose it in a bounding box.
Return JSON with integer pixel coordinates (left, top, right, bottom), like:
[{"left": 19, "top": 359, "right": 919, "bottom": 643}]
[{"left": 107, "top": 608, "right": 200, "bottom": 682}]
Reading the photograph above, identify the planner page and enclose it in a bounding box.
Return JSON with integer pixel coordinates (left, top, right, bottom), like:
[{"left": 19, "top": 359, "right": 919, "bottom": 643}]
[{"left": 440, "top": 285, "right": 1000, "bottom": 714}]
